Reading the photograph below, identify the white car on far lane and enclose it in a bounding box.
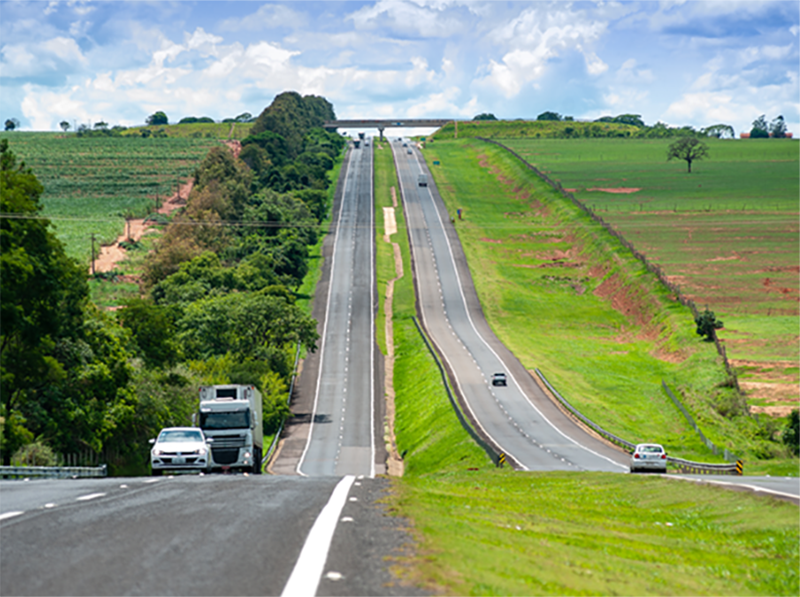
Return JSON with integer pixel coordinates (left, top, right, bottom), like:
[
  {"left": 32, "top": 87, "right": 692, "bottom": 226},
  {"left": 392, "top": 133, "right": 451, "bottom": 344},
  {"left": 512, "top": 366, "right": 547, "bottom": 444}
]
[
  {"left": 149, "top": 427, "right": 211, "bottom": 476},
  {"left": 630, "top": 443, "right": 667, "bottom": 473}
]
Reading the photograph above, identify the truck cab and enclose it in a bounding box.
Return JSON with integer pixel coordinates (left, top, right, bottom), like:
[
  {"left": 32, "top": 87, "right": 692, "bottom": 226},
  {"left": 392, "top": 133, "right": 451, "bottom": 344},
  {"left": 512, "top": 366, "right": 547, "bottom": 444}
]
[{"left": 198, "top": 385, "right": 263, "bottom": 474}]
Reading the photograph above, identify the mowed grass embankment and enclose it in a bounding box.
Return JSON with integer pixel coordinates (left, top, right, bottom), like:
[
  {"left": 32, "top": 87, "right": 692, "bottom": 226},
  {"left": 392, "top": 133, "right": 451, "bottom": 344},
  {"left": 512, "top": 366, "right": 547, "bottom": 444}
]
[
  {"left": 501, "top": 137, "right": 799, "bottom": 416},
  {"left": 0, "top": 132, "right": 223, "bottom": 263},
  {"left": 420, "top": 138, "right": 796, "bottom": 471}
]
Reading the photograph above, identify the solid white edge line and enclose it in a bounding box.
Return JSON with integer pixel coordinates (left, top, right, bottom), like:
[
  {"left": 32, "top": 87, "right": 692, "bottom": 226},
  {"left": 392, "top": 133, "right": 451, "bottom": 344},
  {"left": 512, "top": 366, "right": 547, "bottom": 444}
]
[
  {"left": 668, "top": 475, "right": 800, "bottom": 500},
  {"left": 297, "top": 147, "right": 353, "bottom": 477},
  {"left": 0, "top": 511, "right": 25, "bottom": 521},
  {"left": 414, "top": 153, "right": 626, "bottom": 472},
  {"left": 281, "top": 475, "right": 356, "bottom": 597}
]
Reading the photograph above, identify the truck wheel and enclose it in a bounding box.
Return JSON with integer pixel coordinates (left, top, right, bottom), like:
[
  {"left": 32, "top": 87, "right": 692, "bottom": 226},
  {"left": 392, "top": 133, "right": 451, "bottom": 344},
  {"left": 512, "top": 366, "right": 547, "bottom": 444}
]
[
  {"left": 151, "top": 468, "right": 162, "bottom": 477},
  {"left": 253, "top": 447, "right": 263, "bottom": 474}
]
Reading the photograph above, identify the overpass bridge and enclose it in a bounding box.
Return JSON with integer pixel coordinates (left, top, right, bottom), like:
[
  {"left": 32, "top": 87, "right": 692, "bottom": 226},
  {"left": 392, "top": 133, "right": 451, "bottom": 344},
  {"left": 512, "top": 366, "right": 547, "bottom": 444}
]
[{"left": 323, "top": 119, "right": 452, "bottom": 140}]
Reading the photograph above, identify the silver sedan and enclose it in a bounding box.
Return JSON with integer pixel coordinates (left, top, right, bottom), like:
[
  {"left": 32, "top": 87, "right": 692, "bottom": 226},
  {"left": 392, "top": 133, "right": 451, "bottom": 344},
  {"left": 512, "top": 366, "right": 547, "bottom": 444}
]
[{"left": 630, "top": 443, "right": 667, "bottom": 473}]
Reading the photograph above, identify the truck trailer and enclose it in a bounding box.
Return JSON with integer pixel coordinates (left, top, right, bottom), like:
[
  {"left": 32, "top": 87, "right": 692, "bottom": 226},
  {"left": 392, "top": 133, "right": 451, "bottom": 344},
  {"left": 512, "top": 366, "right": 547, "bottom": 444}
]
[{"left": 197, "top": 385, "right": 263, "bottom": 474}]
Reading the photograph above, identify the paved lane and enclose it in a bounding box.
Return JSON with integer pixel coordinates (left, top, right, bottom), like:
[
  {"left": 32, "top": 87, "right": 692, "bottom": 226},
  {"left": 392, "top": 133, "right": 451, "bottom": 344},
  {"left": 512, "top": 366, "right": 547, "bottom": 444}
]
[
  {"left": 297, "top": 142, "right": 377, "bottom": 477},
  {"left": 394, "top": 141, "right": 628, "bottom": 473},
  {"left": 0, "top": 475, "right": 419, "bottom": 596}
]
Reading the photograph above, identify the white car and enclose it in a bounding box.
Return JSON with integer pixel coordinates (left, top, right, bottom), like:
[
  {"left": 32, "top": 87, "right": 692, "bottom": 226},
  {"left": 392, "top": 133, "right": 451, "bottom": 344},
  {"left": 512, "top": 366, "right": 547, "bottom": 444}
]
[
  {"left": 630, "top": 443, "right": 667, "bottom": 474},
  {"left": 149, "top": 427, "right": 211, "bottom": 476}
]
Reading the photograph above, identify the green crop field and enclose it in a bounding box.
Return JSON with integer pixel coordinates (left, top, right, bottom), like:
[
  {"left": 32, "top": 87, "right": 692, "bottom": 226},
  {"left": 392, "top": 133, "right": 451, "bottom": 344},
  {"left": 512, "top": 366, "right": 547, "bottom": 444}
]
[
  {"left": 0, "top": 132, "right": 224, "bottom": 263},
  {"left": 495, "top": 137, "right": 799, "bottom": 417}
]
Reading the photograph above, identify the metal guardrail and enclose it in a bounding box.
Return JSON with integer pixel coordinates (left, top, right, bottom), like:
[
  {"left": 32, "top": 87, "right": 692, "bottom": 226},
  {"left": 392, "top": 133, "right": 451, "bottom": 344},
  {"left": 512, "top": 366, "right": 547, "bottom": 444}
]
[
  {"left": 535, "top": 369, "right": 742, "bottom": 475},
  {"left": 662, "top": 381, "right": 738, "bottom": 462},
  {"left": 0, "top": 464, "right": 108, "bottom": 479}
]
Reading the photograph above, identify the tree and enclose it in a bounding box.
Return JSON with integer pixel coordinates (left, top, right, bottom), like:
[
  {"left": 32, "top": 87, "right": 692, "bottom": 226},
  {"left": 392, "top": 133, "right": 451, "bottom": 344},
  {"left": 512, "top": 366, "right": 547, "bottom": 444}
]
[
  {"left": 146, "top": 111, "right": 169, "bottom": 126},
  {"left": 702, "top": 124, "right": 735, "bottom": 139},
  {"left": 750, "top": 115, "right": 769, "bottom": 138},
  {"left": 0, "top": 139, "right": 90, "bottom": 462},
  {"left": 667, "top": 137, "right": 709, "bottom": 173},
  {"left": 694, "top": 307, "right": 723, "bottom": 341},
  {"left": 770, "top": 115, "right": 787, "bottom": 138},
  {"left": 235, "top": 112, "right": 253, "bottom": 123},
  {"left": 4, "top": 118, "right": 20, "bottom": 131},
  {"left": 783, "top": 409, "right": 799, "bottom": 456},
  {"left": 537, "top": 111, "right": 562, "bottom": 121},
  {"left": 59, "top": 121, "right": 70, "bottom": 132},
  {"left": 473, "top": 113, "right": 497, "bottom": 121}
]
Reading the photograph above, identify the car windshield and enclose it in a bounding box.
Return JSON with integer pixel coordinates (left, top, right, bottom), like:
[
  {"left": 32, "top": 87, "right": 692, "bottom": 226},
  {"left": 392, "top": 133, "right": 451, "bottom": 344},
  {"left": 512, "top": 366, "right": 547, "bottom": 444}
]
[
  {"left": 199, "top": 410, "right": 250, "bottom": 430},
  {"left": 159, "top": 430, "right": 203, "bottom": 443}
]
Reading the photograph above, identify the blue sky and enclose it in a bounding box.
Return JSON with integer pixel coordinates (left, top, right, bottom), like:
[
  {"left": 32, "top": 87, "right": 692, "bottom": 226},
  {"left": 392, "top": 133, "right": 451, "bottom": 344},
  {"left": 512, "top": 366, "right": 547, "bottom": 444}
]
[{"left": 1, "top": 1, "right": 798, "bottom": 136}]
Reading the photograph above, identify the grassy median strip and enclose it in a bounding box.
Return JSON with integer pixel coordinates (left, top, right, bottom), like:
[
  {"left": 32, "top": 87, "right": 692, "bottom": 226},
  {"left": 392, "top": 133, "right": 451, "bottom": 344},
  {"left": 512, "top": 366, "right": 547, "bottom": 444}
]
[{"left": 394, "top": 469, "right": 799, "bottom": 596}]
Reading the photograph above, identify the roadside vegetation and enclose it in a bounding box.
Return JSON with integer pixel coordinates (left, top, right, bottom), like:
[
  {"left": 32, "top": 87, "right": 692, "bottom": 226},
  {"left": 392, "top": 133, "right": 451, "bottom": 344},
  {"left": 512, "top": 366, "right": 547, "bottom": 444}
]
[
  {"left": 497, "top": 137, "right": 798, "bottom": 421},
  {"left": 0, "top": 92, "right": 345, "bottom": 474},
  {"left": 372, "top": 137, "right": 799, "bottom": 596}
]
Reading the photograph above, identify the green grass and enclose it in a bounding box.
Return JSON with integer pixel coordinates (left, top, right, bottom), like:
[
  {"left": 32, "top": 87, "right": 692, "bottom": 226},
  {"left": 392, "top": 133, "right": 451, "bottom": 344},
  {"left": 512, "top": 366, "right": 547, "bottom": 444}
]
[
  {"left": 393, "top": 469, "right": 799, "bottom": 596},
  {"left": 0, "top": 132, "right": 222, "bottom": 263},
  {"left": 121, "top": 121, "right": 254, "bottom": 140},
  {"left": 494, "top": 137, "right": 799, "bottom": 412}
]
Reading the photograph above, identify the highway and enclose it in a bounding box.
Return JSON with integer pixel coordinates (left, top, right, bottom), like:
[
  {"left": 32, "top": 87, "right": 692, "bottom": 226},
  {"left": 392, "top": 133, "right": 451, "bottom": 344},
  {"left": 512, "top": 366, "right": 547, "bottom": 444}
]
[
  {"left": 0, "top": 475, "right": 421, "bottom": 596},
  {"left": 393, "top": 141, "right": 630, "bottom": 473},
  {"left": 296, "top": 141, "right": 378, "bottom": 477}
]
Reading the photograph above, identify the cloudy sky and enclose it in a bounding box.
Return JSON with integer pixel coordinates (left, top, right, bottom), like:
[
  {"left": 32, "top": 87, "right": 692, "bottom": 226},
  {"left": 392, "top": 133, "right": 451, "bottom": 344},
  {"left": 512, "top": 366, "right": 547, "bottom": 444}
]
[{"left": 1, "top": 0, "right": 798, "bottom": 136}]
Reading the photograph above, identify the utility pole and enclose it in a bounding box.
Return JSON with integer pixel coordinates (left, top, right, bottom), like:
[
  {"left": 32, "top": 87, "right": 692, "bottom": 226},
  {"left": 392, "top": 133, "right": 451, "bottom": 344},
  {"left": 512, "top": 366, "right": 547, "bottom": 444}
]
[{"left": 90, "top": 233, "right": 96, "bottom": 275}]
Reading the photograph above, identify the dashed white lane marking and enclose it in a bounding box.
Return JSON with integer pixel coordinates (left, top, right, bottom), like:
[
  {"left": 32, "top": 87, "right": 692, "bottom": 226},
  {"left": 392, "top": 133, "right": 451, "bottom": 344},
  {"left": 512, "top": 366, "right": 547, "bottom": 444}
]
[
  {"left": 281, "top": 475, "right": 356, "bottom": 597},
  {"left": 0, "top": 511, "right": 24, "bottom": 521},
  {"left": 76, "top": 493, "right": 106, "bottom": 501}
]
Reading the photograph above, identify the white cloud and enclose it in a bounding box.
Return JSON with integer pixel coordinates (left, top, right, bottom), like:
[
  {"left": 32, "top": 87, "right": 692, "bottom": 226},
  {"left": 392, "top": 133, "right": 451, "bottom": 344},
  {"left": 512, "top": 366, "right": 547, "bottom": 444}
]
[
  {"left": 1, "top": 36, "right": 86, "bottom": 79},
  {"left": 347, "top": 0, "right": 473, "bottom": 38},
  {"left": 474, "top": 4, "right": 608, "bottom": 98},
  {"left": 219, "top": 4, "right": 307, "bottom": 32}
]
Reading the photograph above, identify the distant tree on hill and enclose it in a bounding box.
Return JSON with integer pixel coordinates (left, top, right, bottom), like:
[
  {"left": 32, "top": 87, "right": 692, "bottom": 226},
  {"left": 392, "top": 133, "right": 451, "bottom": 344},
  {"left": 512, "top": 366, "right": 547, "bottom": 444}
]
[
  {"left": 694, "top": 307, "right": 723, "bottom": 341},
  {"left": 667, "top": 137, "right": 709, "bottom": 173},
  {"left": 596, "top": 114, "right": 645, "bottom": 127},
  {"left": 178, "top": 116, "right": 215, "bottom": 124},
  {"left": 750, "top": 115, "right": 769, "bottom": 138},
  {"left": 702, "top": 124, "right": 735, "bottom": 139},
  {"left": 235, "top": 112, "right": 253, "bottom": 123},
  {"left": 94, "top": 121, "right": 108, "bottom": 130},
  {"left": 146, "top": 111, "right": 169, "bottom": 126},
  {"left": 59, "top": 121, "right": 70, "bottom": 132},
  {"left": 537, "top": 111, "right": 562, "bottom": 121},
  {"left": 770, "top": 115, "right": 787, "bottom": 138},
  {"left": 4, "top": 118, "right": 19, "bottom": 131},
  {"left": 473, "top": 113, "right": 497, "bottom": 121}
]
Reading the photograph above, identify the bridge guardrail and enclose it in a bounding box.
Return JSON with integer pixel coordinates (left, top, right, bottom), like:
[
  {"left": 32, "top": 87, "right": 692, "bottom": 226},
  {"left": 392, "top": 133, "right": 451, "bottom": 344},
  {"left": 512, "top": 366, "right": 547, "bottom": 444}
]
[
  {"left": 534, "top": 369, "right": 742, "bottom": 475},
  {"left": 0, "top": 464, "right": 107, "bottom": 479}
]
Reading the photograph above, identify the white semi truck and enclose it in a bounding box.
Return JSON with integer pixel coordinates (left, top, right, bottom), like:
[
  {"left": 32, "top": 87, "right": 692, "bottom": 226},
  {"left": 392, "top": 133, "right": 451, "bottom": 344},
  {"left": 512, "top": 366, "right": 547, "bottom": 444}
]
[{"left": 197, "top": 385, "right": 263, "bottom": 474}]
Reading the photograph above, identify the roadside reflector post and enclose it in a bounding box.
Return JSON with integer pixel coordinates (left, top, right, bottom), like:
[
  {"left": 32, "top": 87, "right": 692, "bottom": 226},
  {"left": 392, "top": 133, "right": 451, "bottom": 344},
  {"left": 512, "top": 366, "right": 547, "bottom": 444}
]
[
  {"left": 736, "top": 460, "right": 743, "bottom": 475},
  {"left": 497, "top": 453, "right": 506, "bottom": 468}
]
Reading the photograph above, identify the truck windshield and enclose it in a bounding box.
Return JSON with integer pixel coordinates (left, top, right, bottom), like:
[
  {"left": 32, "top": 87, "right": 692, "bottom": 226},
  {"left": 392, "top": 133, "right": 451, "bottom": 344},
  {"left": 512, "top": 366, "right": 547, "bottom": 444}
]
[{"left": 200, "top": 410, "right": 250, "bottom": 429}]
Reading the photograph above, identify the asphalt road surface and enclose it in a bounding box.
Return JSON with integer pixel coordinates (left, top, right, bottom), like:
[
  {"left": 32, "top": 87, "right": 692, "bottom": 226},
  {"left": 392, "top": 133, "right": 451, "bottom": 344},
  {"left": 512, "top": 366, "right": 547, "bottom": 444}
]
[
  {"left": 296, "top": 141, "right": 379, "bottom": 477},
  {"left": 0, "top": 475, "right": 422, "bottom": 597},
  {"left": 394, "top": 141, "right": 630, "bottom": 473}
]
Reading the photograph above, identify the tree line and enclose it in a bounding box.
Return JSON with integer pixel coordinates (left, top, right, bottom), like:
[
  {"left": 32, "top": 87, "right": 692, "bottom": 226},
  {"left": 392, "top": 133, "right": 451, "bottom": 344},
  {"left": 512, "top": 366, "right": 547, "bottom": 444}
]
[{"left": 0, "top": 91, "right": 346, "bottom": 473}]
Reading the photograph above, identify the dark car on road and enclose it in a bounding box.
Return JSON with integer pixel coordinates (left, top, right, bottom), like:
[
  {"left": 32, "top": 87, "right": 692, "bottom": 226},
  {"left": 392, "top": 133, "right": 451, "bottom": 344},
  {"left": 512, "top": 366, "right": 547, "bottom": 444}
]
[{"left": 491, "top": 373, "right": 507, "bottom": 387}]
